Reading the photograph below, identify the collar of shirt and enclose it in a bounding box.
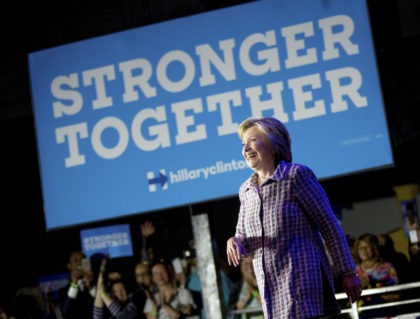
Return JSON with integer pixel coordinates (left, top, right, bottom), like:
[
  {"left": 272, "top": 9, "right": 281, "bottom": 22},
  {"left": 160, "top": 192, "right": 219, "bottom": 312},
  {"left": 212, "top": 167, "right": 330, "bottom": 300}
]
[{"left": 243, "top": 160, "right": 289, "bottom": 191}]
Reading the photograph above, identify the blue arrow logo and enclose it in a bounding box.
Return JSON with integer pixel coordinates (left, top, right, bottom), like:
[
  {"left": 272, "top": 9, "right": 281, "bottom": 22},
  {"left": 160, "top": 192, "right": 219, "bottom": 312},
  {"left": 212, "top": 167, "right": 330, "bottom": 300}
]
[{"left": 148, "top": 172, "right": 168, "bottom": 188}]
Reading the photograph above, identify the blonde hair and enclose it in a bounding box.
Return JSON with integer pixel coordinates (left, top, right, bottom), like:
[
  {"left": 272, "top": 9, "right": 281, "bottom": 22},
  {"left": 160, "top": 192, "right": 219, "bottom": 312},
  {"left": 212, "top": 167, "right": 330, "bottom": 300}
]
[{"left": 238, "top": 117, "right": 292, "bottom": 164}]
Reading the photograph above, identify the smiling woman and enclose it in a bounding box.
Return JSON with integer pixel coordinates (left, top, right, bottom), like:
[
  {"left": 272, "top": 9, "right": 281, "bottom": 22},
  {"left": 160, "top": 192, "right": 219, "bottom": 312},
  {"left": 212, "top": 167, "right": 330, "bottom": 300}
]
[
  {"left": 354, "top": 233, "right": 399, "bottom": 288},
  {"left": 354, "top": 233, "right": 400, "bottom": 318},
  {"left": 144, "top": 261, "right": 196, "bottom": 319},
  {"left": 226, "top": 117, "right": 362, "bottom": 319}
]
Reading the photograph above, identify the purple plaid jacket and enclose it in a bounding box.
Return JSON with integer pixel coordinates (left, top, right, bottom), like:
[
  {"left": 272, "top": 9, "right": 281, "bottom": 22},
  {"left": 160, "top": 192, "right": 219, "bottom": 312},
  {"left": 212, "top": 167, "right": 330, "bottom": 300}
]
[{"left": 234, "top": 161, "right": 355, "bottom": 319}]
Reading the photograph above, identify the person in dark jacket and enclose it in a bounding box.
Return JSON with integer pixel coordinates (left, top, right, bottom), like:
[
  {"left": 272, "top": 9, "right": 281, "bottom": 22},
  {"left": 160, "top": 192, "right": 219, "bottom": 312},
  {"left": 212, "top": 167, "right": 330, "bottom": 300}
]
[{"left": 58, "top": 250, "right": 96, "bottom": 319}]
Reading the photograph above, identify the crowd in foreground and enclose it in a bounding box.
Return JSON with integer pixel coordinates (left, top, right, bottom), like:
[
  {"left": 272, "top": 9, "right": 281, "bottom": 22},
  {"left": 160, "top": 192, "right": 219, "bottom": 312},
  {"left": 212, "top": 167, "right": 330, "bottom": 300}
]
[{"left": 1, "top": 220, "right": 420, "bottom": 319}]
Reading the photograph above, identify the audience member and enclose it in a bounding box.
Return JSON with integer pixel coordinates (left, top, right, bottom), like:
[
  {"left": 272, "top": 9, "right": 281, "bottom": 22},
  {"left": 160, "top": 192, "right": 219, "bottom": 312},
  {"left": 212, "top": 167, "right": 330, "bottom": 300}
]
[
  {"left": 378, "top": 233, "right": 411, "bottom": 283},
  {"left": 354, "top": 233, "right": 399, "bottom": 318},
  {"left": 355, "top": 233, "right": 399, "bottom": 288},
  {"left": 93, "top": 258, "right": 138, "bottom": 319},
  {"left": 129, "top": 262, "right": 155, "bottom": 319},
  {"left": 11, "top": 285, "right": 46, "bottom": 319},
  {"left": 143, "top": 261, "right": 196, "bottom": 319},
  {"left": 405, "top": 215, "right": 420, "bottom": 281},
  {"left": 58, "top": 250, "right": 96, "bottom": 319}
]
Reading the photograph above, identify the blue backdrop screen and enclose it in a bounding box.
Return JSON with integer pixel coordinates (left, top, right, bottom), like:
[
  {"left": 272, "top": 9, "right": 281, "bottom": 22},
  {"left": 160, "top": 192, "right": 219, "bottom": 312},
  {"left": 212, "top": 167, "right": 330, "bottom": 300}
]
[{"left": 28, "top": 0, "right": 393, "bottom": 230}]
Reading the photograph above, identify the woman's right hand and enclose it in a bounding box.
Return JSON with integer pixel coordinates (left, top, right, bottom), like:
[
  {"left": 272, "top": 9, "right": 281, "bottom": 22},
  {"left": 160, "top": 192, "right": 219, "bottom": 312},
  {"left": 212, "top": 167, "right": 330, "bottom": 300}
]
[{"left": 226, "top": 237, "right": 246, "bottom": 267}]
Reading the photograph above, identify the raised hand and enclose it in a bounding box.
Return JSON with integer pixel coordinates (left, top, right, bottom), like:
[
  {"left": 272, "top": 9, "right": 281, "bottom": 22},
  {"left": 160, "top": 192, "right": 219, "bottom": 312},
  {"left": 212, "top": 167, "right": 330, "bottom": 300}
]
[{"left": 140, "top": 221, "right": 155, "bottom": 238}]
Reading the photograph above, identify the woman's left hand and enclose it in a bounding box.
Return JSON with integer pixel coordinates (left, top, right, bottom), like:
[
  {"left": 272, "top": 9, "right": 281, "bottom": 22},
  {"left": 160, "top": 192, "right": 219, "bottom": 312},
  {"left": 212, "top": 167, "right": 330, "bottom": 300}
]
[{"left": 342, "top": 272, "right": 362, "bottom": 303}]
